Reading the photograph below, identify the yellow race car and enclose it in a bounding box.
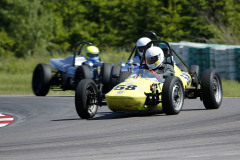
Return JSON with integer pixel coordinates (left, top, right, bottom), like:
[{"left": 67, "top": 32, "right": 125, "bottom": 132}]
[{"left": 75, "top": 40, "right": 223, "bottom": 119}]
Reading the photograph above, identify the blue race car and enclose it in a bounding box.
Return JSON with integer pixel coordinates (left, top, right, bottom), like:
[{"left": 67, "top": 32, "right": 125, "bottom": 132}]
[{"left": 32, "top": 42, "right": 115, "bottom": 96}]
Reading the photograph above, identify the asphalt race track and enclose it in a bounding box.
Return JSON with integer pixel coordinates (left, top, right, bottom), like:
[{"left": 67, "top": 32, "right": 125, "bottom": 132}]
[{"left": 0, "top": 95, "right": 240, "bottom": 160}]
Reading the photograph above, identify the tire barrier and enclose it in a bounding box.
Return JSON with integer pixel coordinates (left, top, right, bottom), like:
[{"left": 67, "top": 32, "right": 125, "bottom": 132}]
[{"left": 170, "top": 42, "right": 240, "bottom": 80}]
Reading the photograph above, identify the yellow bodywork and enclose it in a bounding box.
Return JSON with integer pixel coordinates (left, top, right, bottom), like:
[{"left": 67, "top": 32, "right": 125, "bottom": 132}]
[{"left": 105, "top": 65, "right": 191, "bottom": 112}]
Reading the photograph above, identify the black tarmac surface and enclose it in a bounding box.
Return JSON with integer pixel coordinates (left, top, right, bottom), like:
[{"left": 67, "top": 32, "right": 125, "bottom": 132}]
[{"left": 0, "top": 96, "right": 240, "bottom": 160}]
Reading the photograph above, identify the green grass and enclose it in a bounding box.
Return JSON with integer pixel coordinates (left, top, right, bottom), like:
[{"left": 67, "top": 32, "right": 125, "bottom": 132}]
[
  {"left": 0, "top": 73, "right": 32, "bottom": 95},
  {"left": 222, "top": 80, "right": 240, "bottom": 97},
  {"left": 0, "top": 49, "right": 130, "bottom": 95},
  {"left": 0, "top": 49, "right": 130, "bottom": 74},
  {"left": 0, "top": 51, "right": 240, "bottom": 96},
  {"left": 0, "top": 73, "right": 76, "bottom": 95},
  {"left": 1, "top": 71, "right": 240, "bottom": 97}
]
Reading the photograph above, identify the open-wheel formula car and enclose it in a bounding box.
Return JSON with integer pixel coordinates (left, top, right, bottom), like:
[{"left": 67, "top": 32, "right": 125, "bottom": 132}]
[
  {"left": 32, "top": 42, "right": 114, "bottom": 96},
  {"left": 75, "top": 40, "right": 223, "bottom": 119}
]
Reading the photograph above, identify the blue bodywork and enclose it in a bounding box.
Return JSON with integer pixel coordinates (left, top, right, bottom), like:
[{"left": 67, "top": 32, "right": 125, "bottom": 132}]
[
  {"left": 120, "top": 55, "right": 141, "bottom": 72},
  {"left": 50, "top": 55, "right": 103, "bottom": 78}
]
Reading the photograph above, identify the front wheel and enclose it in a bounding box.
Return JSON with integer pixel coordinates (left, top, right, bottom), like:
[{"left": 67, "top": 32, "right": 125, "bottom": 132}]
[
  {"left": 75, "top": 79, "right": 98, "bottom": 119},
  {"left": 162, "top": 76, "right": 184, "bottom": 115},
  {"left": 201, "top": 69, "right": 222, "bottom": 109}
]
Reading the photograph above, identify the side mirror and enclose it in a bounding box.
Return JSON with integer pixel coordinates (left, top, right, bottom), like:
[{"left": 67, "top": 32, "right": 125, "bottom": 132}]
[
  {"left": 127, "top": 59, "right": 133, "bottom": 65},
  {"left": 119, "top": 61, "right": 126, "bottom": 68}
]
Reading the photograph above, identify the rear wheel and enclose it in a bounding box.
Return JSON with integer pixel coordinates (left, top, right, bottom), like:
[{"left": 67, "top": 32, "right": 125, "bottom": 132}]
[
  {"left": 32, "top": 63, "right": 52, "bottom": 96},
  {"left": 162, "top": 76, "right": 184, "bottom": 115},
  {"left": 117, "top": 71, "right": 132, "bottom": 83},
  {"left": 110, "top": 66, "right": 121, "bottom": 89},
  {"left": 75, "top": 79, "right": 98, "bottom": 119},
  {"left": 101, "top": 63, "right": 113, "bottom": 93},
  {"left": 74, "top": 65, "right": 91, "bottom": 87},
  {"left": 201, "top": 69, "right": 222, "bottom": 109}
]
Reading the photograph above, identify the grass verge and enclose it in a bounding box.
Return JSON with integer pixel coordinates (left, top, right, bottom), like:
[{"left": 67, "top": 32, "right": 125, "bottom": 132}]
[
  {"left": 222, "top": 80, "right": 240, "bottom": 97},
  {"left": 0, "top": 72, "right": 240, "bottom": 97},
  {"left": 0, "top": 50, "right": 240, "bottom": 96},
  {"left": 0, "top": 73, "right": 75, "bottom": 95},
  {"left": 0, "top": 49, "right": 130, "bottom": 95}
]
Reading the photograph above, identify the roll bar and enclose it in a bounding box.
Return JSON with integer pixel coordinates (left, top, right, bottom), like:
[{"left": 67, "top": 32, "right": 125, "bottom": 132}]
[{"left": 72, "top": 42, "right": 93, "bottom": 66}]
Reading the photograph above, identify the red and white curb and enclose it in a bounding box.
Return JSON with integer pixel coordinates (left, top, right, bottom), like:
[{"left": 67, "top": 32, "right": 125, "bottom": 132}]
[{"left": 0, "top": 113, "right": 14, "bottom": 127}]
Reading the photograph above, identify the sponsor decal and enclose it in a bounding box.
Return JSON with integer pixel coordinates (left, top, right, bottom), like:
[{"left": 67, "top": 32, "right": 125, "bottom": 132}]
[
  {"left": 180, "top": 73, "right": 191, "bottom": 85},
  {"left": 117, "top": 90, "right": 124, "bottom": 94}
]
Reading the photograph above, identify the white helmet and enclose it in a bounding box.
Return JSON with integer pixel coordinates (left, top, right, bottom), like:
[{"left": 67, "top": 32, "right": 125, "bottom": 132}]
[
  {"left": 145, "top": 46, "right": 164, "bottom": 69},
  {"left": 136, "top": 37, "right": 151, "bottom": 57}
]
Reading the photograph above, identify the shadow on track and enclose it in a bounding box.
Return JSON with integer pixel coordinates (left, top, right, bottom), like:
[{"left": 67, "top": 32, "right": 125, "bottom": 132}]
[
  {"left": 51, "top": 111, "right": 164, "bottom": 121},
  {"left": 91, "top": 110, "right": 165, "bottom": 120},
  {"left": 181, "top": 108, "right": 206, "bottom": 112},
  {"left": 92, "top": 107, "right": 207, "bottom": 120},
  {"left": 46, "top": 95, "right": 75, "bottom": 97},
  {"left": 51, "top": 108, "right": 205, "bottom": 122},
  {"left": 51, "top": 118, "right": 80, "bottom": 121}
]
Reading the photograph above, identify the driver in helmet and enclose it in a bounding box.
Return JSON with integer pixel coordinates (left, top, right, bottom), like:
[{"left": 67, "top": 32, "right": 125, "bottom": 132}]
[
  {"left": 127, "top": 37, "right": 151, "bottom": 66},
  {"left": 123, "top": 37, "right": 151, "bottom": 71},
  {"left": 85, "top": 46, "right": 100, "bottom": 63},
  {"left": 145, "top": 46, "right": 174, "bottom": 76},
  {"left": 136, "top": 37, "right": 151, "bottom": 58}
]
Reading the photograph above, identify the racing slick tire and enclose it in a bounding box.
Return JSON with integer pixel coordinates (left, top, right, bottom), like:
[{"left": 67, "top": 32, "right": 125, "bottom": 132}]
[
  {"left": 162, "top": 76, "right": 184, "bottom": 115},
  {"left": 201, "top": 69, "right": 222, "bottom": 109},
  {"left": 110, "top": 66, "right": 121, "bottom": 89},
  {"left": 75, "top": 79, "right": 98, "bottom": 119},
  {"left": 117, "top": 71, "right": 132, "bottom": 84},
  {"left": 75, "top": 65, "right": 91, "bottom": 87},
  {"left": 101, "top": 63, "right": 113, "bottom": 93},
  {"left": 32, "top": 63, "right": 52, "bottom": 96}
]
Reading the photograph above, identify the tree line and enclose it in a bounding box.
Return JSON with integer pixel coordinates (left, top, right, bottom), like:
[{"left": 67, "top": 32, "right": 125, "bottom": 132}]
[{"left": 0, "top": 0, "right": 239, "bottom": 58}]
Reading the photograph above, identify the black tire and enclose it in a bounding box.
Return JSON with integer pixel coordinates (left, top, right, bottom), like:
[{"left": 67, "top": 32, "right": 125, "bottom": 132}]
[
  {"left": 32, "top": 63, "right": 52, "bottom": 96},
  {"left": 201, "top": 69, "right": 222, "bottom": 109},
  {"left": 117, "top": 71, "right": 132, "bottom": 83},
  {"left": 110, "top": 66, "right": 121, "bottom": 89},
  {"left": 74, "top": 65, "right": 91, "bottom": 87},
  {"left": 75, "top": 79, "right": 98, "bottom": 119},
  {"left": 162, "top": 76, "right": 184, "bottom": 115},
  {"left": 101, "top": 63, "right": 113, "bottom": 93}
]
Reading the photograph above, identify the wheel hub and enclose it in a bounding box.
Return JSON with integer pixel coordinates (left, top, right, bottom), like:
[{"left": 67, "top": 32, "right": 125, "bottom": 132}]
[
  {"left": 172, "top": 83, "right": 183, "bottom": 110},
  {"left": 213, "top": 77, "right": 221, "bottom": 103},
  {"left": 86, "top": 90, "right": 98, "bottom": 115}
]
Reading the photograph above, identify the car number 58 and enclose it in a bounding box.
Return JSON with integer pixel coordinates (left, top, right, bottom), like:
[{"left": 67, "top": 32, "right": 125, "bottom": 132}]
[{"left": 114, "top": 85, "right": 137, "bottom": 90}]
